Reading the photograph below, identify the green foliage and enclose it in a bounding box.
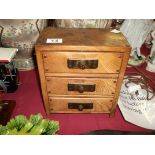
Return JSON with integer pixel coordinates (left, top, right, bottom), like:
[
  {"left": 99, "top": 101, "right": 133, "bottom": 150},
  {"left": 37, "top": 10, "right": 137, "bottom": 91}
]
[
  {"left": 29, "top": 113, "right": 42, "bottom": 126},
  {"left": 0, "top": 125, "right": 7, "bottom": 134},
  {"left": 6, "top": 115, "right": 27, "bottom": 131},
  {"left": 0, "top": 113, "right": 59, "bottom": 135}
]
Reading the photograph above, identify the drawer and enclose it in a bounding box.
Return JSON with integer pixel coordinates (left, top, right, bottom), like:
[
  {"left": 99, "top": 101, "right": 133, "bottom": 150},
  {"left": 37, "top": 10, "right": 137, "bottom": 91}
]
[
  {"left": 49, "top": 97, "right": 113, "bottom": 113},
  {"left": 46, "top": 77, "right": 117, "bottom": 96},
  {"left": 43, "top": 52, "right": 122, "bottom": 74}
]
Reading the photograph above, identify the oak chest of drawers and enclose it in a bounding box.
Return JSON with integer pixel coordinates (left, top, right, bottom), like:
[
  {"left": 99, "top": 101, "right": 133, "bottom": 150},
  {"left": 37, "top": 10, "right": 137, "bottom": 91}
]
[{"left": 35, "top": 27, "right": 131, "bottom": 115}]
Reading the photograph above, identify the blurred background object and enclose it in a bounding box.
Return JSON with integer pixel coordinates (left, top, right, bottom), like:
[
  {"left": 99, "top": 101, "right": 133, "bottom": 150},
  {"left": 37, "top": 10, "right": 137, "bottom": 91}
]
[
  {"left": 55, "top": 19, "right": 112, "bottom": 29},
  {"left": 1, "top": 19, "right": 155, "bottom": 71},
  {"left": 120, "top": 19, "right": 154, "bottom": 66},
  {"left": 146, "top": 29, "right": 155, "bottom": 72},
  {"left": 0, "top": 19, "right": 48, "bottom": 70},
  {"left": 111, "top": 19, "right": 124, "bottom": 30}
]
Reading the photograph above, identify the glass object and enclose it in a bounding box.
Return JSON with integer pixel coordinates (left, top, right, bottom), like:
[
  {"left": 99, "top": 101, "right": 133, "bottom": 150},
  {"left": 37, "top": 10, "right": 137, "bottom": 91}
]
[{"left": 120, "top": 19, "right": 154, "bottom": 66}]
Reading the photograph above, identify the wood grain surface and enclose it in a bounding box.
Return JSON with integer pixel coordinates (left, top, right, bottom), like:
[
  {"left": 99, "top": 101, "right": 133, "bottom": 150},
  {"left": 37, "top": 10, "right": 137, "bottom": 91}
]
[
  {"left": 43, "top": 52, "right": 122, "bottom": 74},
  {"left": 35, "top": 27, "right": 131, "bottom": 115},
  {"left": 49, "top": 97, "right": 113, "bottom": 113},
  {"left": 46, "top": 77, "right": 117, "bottom": 96},
  {"left": 36, "top": 27, "right": 131, "bottom": 52}
]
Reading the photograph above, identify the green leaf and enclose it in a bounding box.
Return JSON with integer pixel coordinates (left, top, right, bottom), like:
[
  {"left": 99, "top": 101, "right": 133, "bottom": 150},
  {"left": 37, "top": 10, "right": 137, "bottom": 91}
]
[
  {"left": 1, "top": 113, "right": 59, "bottom": 135},
  {"left": 43, "top": 121, "right": 59, "bottom": 135},
  {"left": 14, "top": 115, "right": 27, "bottom": 131},
  {"left": 7, "top": 128, "right": 18, "bottom": 135},
  {"left": 29, "top": 113, "right": 43, "bottom": 126},
  {"left": 6, "top": 115, "right": 27, "bottom": 131},
  {"left": 18, "top": 121, "right": 34, "bottom": 134},
  {"left": 28, "top": 119, "right": 49, "bottom": 135},
  {"left": 0, "top": 125, "right": 7, "bottom": 135},
  {"left": 6, "top": 118, "right": 16, "bottom": 130}
]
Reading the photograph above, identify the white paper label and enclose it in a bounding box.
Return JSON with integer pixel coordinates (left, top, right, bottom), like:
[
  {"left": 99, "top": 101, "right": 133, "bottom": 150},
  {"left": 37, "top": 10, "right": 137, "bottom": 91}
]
[
  {"left": 110, "top": 29, "right": 120, "bottom": 33},
  {"left": 46, "top": 38, "right": 63, "bottom": 44}
]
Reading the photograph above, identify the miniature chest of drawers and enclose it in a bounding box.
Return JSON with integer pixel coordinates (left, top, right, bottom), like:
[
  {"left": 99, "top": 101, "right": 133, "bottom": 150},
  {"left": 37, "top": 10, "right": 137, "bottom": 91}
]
[{"left": 35, "top": 27, "right": 131, "bottom": 115}]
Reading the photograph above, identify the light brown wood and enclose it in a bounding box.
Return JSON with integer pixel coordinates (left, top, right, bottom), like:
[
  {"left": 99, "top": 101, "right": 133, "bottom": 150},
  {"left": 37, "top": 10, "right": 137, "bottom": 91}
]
[
  {"left": 36, "top": 27, "right": 131, "bottom": 52},
  {"left": 109, "top": 51, "right": 130, "bottom": 115},
  {"left": 46, "top": 77, "right": 117, "bottom": 96},
  {"left": 35, "top": 27, "right": 131, "bottom": 115},
  {"left": 36, "top": 45, "right": 130, "bottom": 52},
  {"left": 49, "top": 97, "right": 113, "bottom": 113},
  {"left": 45, "top": 73, "right": 119, "bottom": 78},
  {"left": 35, "top": 50, "right": 50, "bottom": 115},
  {"left": 43, "top": 52, "right": 122, "bottom": 74}
]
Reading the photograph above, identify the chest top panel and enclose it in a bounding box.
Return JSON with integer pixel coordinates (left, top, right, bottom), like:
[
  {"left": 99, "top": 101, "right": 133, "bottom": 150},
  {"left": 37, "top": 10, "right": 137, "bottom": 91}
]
[{"left": 36, "top": 27, "right": 131, "bottom": 52}]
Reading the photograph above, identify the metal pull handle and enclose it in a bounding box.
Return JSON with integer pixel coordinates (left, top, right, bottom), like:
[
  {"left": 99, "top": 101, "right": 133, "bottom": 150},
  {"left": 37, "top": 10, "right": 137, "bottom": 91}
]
[
  {"left": 68, "top": 84, "right": 96, "bottom": 93},
  {"left": 79, "top": 61, "right": 86, "bottom": 70},
  {"left": 78, "top": 85, "right": 84, "bottom": 93},
  {"left": 68, "top": 103, "right": 93, "bottom": 111},
  {"left": 78, "top": 104, "right": 84, "bottom": 111},
  {"left": 67, "top": 59, "right": 98, "bottom": 69}
]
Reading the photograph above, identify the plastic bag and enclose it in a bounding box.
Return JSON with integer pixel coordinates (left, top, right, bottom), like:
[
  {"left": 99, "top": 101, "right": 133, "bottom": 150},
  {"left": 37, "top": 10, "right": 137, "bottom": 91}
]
[{"left": 118, "top": 77, "right": 155, "bottom": 130}]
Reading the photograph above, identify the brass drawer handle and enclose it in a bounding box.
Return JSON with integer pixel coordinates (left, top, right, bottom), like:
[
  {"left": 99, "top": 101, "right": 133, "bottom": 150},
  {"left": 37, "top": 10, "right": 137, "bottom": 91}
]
[
  {"left": 68, "top": 84, "right": 96, "bottom": 93},
  {"left": 68, "top": 103, "right": 93, "bottom": 111},
  {"left": 67, "top": 59, "right": 98, "bottom": 69}
]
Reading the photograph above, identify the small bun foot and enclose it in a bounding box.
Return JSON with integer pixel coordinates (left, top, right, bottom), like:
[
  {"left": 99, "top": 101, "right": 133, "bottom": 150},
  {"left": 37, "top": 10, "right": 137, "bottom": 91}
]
[{"left": 109, "top": 111, "right": 116, "bottom": 117}]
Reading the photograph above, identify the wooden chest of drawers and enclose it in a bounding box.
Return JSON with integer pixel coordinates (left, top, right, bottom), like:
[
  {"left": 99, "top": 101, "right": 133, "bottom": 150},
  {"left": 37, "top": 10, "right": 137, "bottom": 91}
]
[{"left": 35, "top": 27, "right": 131, "bottom": 115}]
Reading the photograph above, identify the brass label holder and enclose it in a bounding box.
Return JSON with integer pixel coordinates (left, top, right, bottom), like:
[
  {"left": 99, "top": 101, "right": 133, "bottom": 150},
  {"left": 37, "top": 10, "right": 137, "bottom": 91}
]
[
  {"left": 67, "top": 59, "right": 98, "bottom": 69},
  {"left": 68, "top": 103, "right": 93, "bottom": 111},
  {"left": 68, "top": 84, "right": 96, "bottom": 93}
]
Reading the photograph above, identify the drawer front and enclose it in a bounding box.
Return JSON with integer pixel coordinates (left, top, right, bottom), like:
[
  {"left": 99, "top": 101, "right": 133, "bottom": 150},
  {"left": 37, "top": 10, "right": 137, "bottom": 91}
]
[
  {"left": 46, "top": 77, "right": 117, "bottom": 96},
  {"left": 43, "top": 52, "right": 122, "bottom": 74},
  {"left": 49, "top": 97, "right": 113, "bottom": 113}
]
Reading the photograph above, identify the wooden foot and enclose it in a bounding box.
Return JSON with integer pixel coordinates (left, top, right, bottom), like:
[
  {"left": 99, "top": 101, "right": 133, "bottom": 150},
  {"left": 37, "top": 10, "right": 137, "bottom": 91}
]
[{"left": 109, "top": 111, "right": 116, "bottom": 117}]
